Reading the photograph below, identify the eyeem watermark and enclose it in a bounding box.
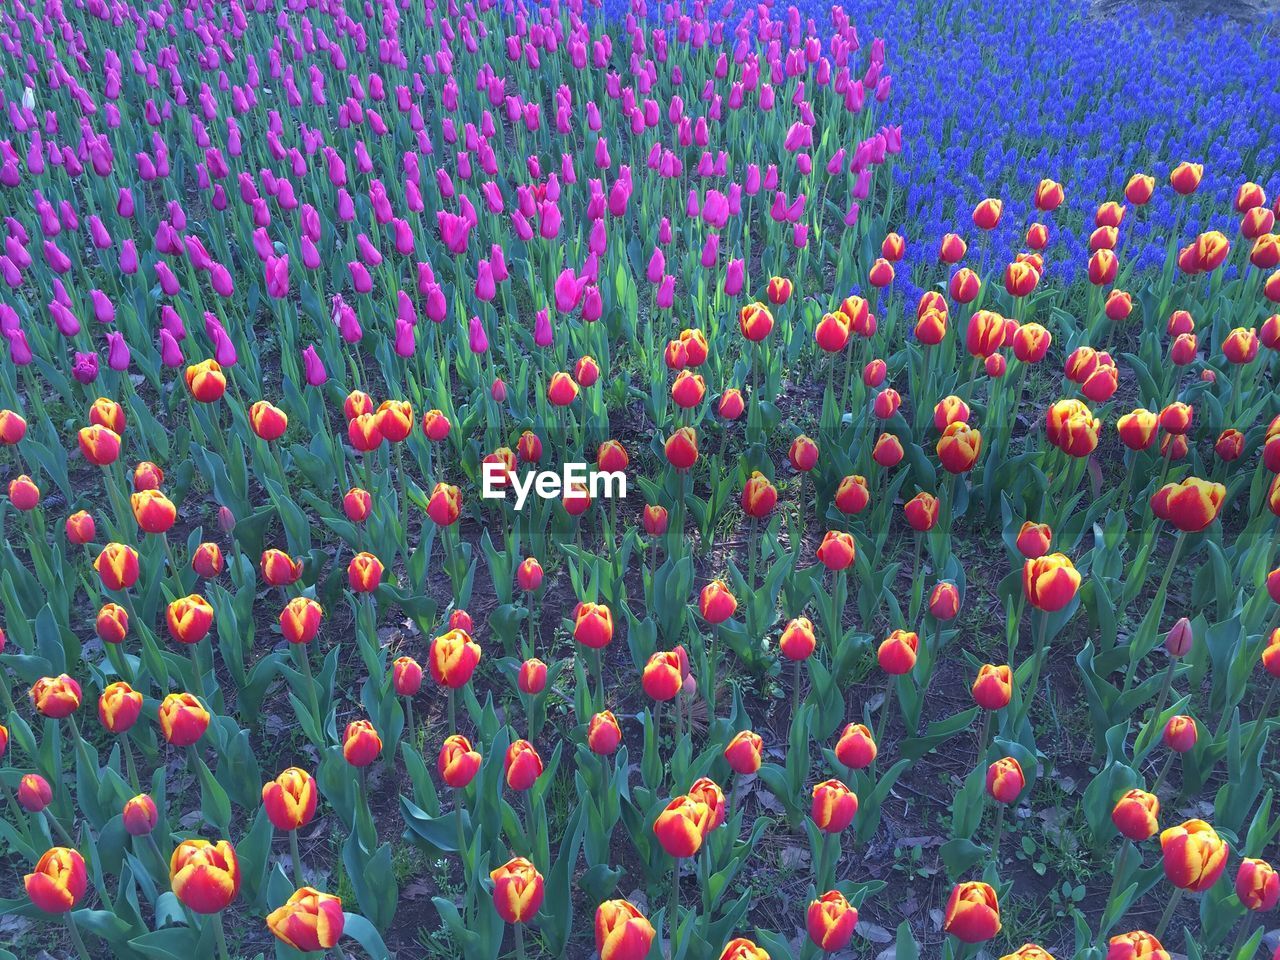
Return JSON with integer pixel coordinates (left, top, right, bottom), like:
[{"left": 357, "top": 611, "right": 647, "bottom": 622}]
[{"left": 481, "top": 462, "right": 628, "bottom": 510}]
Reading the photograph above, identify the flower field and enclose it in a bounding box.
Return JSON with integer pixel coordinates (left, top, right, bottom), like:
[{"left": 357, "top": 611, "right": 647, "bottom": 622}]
[{"left": 1, "top": 0, "right": 1279, "bottom": 957}]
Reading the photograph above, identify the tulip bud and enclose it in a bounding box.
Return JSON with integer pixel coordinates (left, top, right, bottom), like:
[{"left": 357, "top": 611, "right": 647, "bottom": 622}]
[
  {"left": 587, "top": 711, "right": 623, "bottom": 755},
  {"left": 1162, "top": 715, "right": 1197, "bottom": 753},
  {"left": 262, "top": 768, "right": 319, "bottom": 832},
  {"left": 574, "top": 602, "right": 615, "bottom": 647},
  {"left": 834, "top": 723, "right": 877, "bottom": 770},
  {"left": 723, "top": 730, "right": 763, "bottom": 774},
  {"left": 170, "top": 839, "right": 240, "bottom": 914},
  {"left": 505, "top": 739, "right": 544, "bottom": 790},
  {"left": 65, "top": 510, "right": 96, "bottom": 545},
  {"left": 1160, "top": 819, "right": 1228, "bottom": 892},
  {"left": 944, "top": 881, "right": 1001, "bottom": 943},
  {"left": 342, "top": 719, "right": 383, "bottom": 767},
  {"left": 122, "top": 794, "right": 159, "bottom": 836},
  {"left": 490, "top": 857, "right": 545, "bottom": 923},
  {"left": 986, "top": 757, "right": 1026, "bottom": 804},
  {"left": 439, "top": 735, "right": 482, "bottom": 787},
  {"left": 1165, "top": 618, "right": 1193, "bottom": 658},
  {"left": 159, "top": 692, "right": 210, "bottom": 746},
  {"left": 517, "top": 658, "right": 547, "bottom": 695},
  {"left": 98, "top": 681, "right": 143, "bottom": 734},
  {"left": 18, "top": 773, "right": 53, "bottom": 812},
  {"left": 811, "top": 779, "right": 857, "bottom": 832},
  {"left": 807, "top": 890, "right": 858, "bottom": 953},
  {"left": 1235, "top": 858, "right": 1280, "bottom": 912},
  {"left": 24, "top": 847, "right": 86, "bottom": 914},
  {"left": 393, "top": 656, "right": 424, "bottom": 696}
]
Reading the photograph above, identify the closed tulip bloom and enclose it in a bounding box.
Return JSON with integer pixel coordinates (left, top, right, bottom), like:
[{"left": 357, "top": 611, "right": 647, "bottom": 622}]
[
  {"left": 342, "top": 719, "right": 382, "bottom": 767},
  {"left": 1159, "top": 402, "right": 1193, "bottom": 435},
  {"left": 422, "top": 409, "right": 451, "bottom": 441},
  {"left": 779, "top": 617, "right": 817, "bottom": 661},
  {"left": 1195, "top": 231, "right": 1231, "bottom": 271},
  {"left": 739, "top": 302, "right": 774, "bottom": 341},
  {"left": 789, "top": 435, "right": 819, "bottom": 471},
  {"left": 516, "top": 658, "right": 547, "bottom": 696},
  {"left": 688, "top": 777, "right": 727, "bottom": 831},
  {"left": 376, "top": 400, "right": 413, "bottom": 443},
  {"left": 719, "top": 389, "right": 745, "bottom": 420},
  {"left": 95, "top": 542, "right": 141, "bottom": 593},
  {"left": 393, "top": 656, "right": 425, "bottom": 696},
  {"left": 930, "top": 582, "right": 960, "bottom": 620},
  {"left": 1215, "top": 430, "right": 1245, "bottom": 462},
  {"left": 671, "top": 370, "right": 706, "bottom": 409},
  {"left": 807, "top": 889, "right": 858, "bottom": 952},
  {"left": 1235, "top": 858, "right": 1280, "bottom": 911},
  {"left": 344, "top": 391, "right": 374, "bottom": 421},
  {"left": 279, "top": 597, "right": 323, "bottom": 644},
  {"left": 1105, "top": 290, "right": 1133, "bottom": 321},
  {"left": 574, "top": 601, "right": 614, "bottom": 647},
  {"left": 78, "top": 424, "right": 121, "bottom": 466},
  {"left": 835, "top": 475, "right": 870, "bottom": 515},
  {"left": 347, "top": 551, "right": 383, "bottom": 592},
  {"left": 664, "top": 426, "right": 699, "bottom": 470},
  {"left": 868, "top": 258, "right": 895, "bottom": 287},
  {"left": 1252, "top": 235, "right": 1280, "bottom": 270},
  {"left": 719, "top": 939, "right": 770, "bottom": 960},
  {"left": 0, "top": 408, "right": 28, "bottom": 444},
  {"left": 1126, "top": 174, "right": 1156, "bottom": 205},
  {"left": 642, "top": 651, "right": 683, "bottom": 701},
  {"left": 505, "top": 739, "right": 544, "bottom": 790},
  {"left": 25, "top": 848, "right": 86, "bottom": 913},
  {"left": 131, "top": 489, "right": 177, "bottom": 534},
  {"left": 159, "top": 692, "right": 209, "bottom": 746},
  {"left": 724, "top": 730, "right": 763, "bottom": 774},
  {"left": 1016, "top": 522, "right": 1052, "bottom": 559},
  {"left": 811, "top": 779, "right": 857, "bottom": 833},
  {"left": 1035, "top": 178, "right": 1064, "bottom": 210},
  {"left": 597, "top": 440, "right": 629, "bottom": 474},
  {"left": 973, "top": 198, "right": 1003, "bottom": 229},
  {"left": 170, "top": 839, "right": 240, "bottom": 914},
  {"left": 938, "top": 422, "right": 982, "bottom": 473},
  {"left": 167, "top": 594, "right": 214, "bottom": 644},
  {"left": 1170, "top": 162, "right": 1203, "bottom": 195},
  {"left": 1160, "top": 434, "right": 1188, "bottom": 461},
  {"left": 699, "top": 581, "right": 737, "bottom": 623},
  {"left": 835, "top": 723, "right": 878, "bottom": 769},
  {"left": 741, "top": 471, "right": 778, "bottom": 518},
  {"left": 184, "top": 359, "right": 226, "bottom": 402},
  {"left": 950, "top": 267, "right": 981, "bottom": 303},
  {"left": 96, "top": 603, "right": 129, "bottom": 644},
  {"left": 514, "top": 558, "right": 544, "bottom": 594},
  {"left": 873, "top": 433, "right": 905, "bottom": 468},
  {"left": 1001, "top": 947, "right": 1056, "bottom": 960},
  {"left": 1088, "top": 249, "right": 1119, "bottom": 285},
  {"left": 1236, "top": 182, "right": 1268, "bottom": 213},
  {"left": 1046, "top": 399, "right": 1101, "bottom": 457},
  {"left": 547, "top": 371, "right": 579, "bottom": 406},
  {"left": 429, "top": 628, "right": 481, "bottom": 687},
  {"left": 266, "top": 887, "right": 345, "bottom": 951},
  {"left": 260, "top": 548, "right": 302, "bottom": 586},
  {"left": 873, "top": 388, "right": 902, "bottom": 420},
  {"left": 965, "top": 310, "right": 1005, "bottom": 358},
  {"left": 31, "top": 674, "right": 81, "bottom": 718},
  {"left": 971, "top": 664, "right": 1013, "bottom": 710},
  {"left": 426, "top": 482, "right": 462, "bottom": 526},
  {"left": 595, "top": 899, "right": 656, "bottom": 960},
  {"left": 1224, "top": 327, "right": 1259, "bottom": 364},
  {"left": 1004, "top": 260, "right": 1040, "bottom": 297},
  {"left": 1117, "top": 409, "right": 1158, "bottom": 451},
  {"left": 18, "top": 773, "right": 53, "bottom": 811},
  {"left": 654, "top": 794, "right": 710, "bottom": 857},
  {"left": 915, "top": 307, "right": 948, "bottom": 346},
  {"left": 1023, "top": 554, "right": 1081, "bottom": 611},
  {"left": 575, "top": 357, "right": 601, "bottom": 386},
  {"left": 1112, "top": 789, "right": 1160, "bottom": 841},
  {"left": 815, "top": 311, "right": 851, "bottom": 352},
  {"left": 1013, "top": 323, "right": 1052, "bottom": 363},
  {"left": 491, "top": 857, "right": 544, "bottom": 924},
  {"left": 1026, "top": 223, "right": 1050, "bottom": 250},
  {"left": 1149, "top": 478, "right": 1225, "bottom": 532},
  {"left": 98, "top": 681, "right": 143, "bottom": 734},
  {"left": 944, "top": 881, "right": 1001, "bottom": 943},
  {"left": 878, "top": 629, "right": 919, "bottom": 674},
  {"left": 588, "top": 711, "right": 623, "bottom": 755},
  {"left": 986, "top": 757, "right": 1025, "bottom": 803},
  {"left": 1107, "top": 931, "right": 1169, "bottom": 960},
  {"left": 1162, "top": 715, "right": 1198, "bottom": 752},
  {"left": 934, "top": 396, "right": 971, "bottom": 431},
  {"left": 439, "top": 735, "right": 482, "bottom": 787},
  {"left": 904, "top": 492, "right": 939, "bottom": 531},
  {"left": 348, "top": 412, "right": 382, "bottom": 452},
  {"left": 122, "top": 794, "right": 159, "bottom": 836},
  {"left": 816, "top": 531, "right": 856, "bottom": 571},
  {"left": 939, "top": 233, "right": 968, "bottom": 262},
  {"left": 64, "top": 510, "right": 96, "bottom": 545},
  {"left": 1162, "top": 818, "right": 1232, "bottom": 896},
  {"left": 190, "top": 542, "right": 223, "bottom": 578},
  {"left": 262, "top": 767, "right": 318, "bottom": 831},
  {"left": 449, "top": 610, "right": 474, "bottom": 632},
  {"left": 249, "top": 400, "right": 288, "bottom": 441}
]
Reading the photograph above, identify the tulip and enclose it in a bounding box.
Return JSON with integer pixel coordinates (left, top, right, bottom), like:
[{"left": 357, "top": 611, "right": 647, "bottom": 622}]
[
  {"left": 1107, "top": 931, "right": 1169, "bottom": 960},
  {"left": 170, "top": 839, "right": 240, "bottom": 914},
  {"left": 1035, "top": 178, "right": 1064, "bottom": 211},
  {"left": 816, "top": 531, "right": 856, "bottom": 570},
  {"left": 811, "top": 779, "right": 857, "bottom": 833},
  {"left": 1023, "top": 554, "right": 1081, "bottom": 611},
  {"left": 834, "top": 475, "right": 870, "bottom": 515},
  {"left": 1125, "top": 174, "right": 1156, "bottom": 205},
  {"left": 944, "top": 881, "right": 1001, "bottom": 943},
  {"left": 77, "top": 424, "right": 121, "bottom": 466},
  {"left": 807, "top": 889, "right": 858, "bottom": 952},
  {"left": 1046, "top": 399, "right": 1101, "bottom": 457},
  {"left": 739, "top": 302, "right": 774, "bottom": 341},
  {"left": 574, "top": 601, "right": 615, "bottom": 647},
  {"left": 158, "top": 692, "right": 209, "bottom": 746},
  {"left": 422, "top": 409, "right": 451, "bottom": 441},
  {"left": 25, "top": 848, "right": 86, "bottom": 913},
  {"left": 664, "top": 426, "right": 698, "bottom": 470},
  {"left": 653, "top": 795, "right": 710, "bottom": 857},
  {"left": 1112, "top": 789, "right": 1160, "bottom": 841},
  {"left": 426, "top": 482, "right": 462, "bottom": 526},
  {"left": 266, "top": 887, "right": 345, "bottom": 951},
  {"left": 279, "top": 597, "right": 323, "bottom": 644},
  {"left": 588, "top": 711, "right": 623, "bottom": 755},
  {"left": 595, "top": 899, "right": 656, "bottom": 960},
  {"left": 262, "top": 768, "right": 318, "bottom": 832},
  {"left": 718, "top": 389, "right": 745, "bottom": 420},
  {"left": 1000, "top": 948, "right": 1055, "bottom": 960},
  {"left": 122, "top": 794, "right": 158, "bottom": 836},
  {"left": 1235, "top": 858, "right": 1280, "bottom": 911},
  {"left": 1016, "top": 521, "right": 1052, "bottom": 559},
  {"left": 939, "top": 233, "right": 967, "bottom": 262},
  {"left": 815, "top": 312, "right": 851, "bottom": 352},
  {"left": 394, "top": 656, "right": 425, "bottom": 697},
  {"left": 9, "top": 474, "right": 40, "bottom": 510},
  {"left": 789, "top": 435, "right": 819, "bottom": 471},
  {"left": 64, "top": 510, "right": 95, "bottom": 545},
  {"left": 347, "top": 551, "right": 383, "bottom": 592},
  {"left": 834, "top": 723, "right": 878, "bottom": 770},
  {"left": 131, "top": 489, "right": 177, "bottom": 534},
  {"left": 741, "top": 471, "right": 778, "bottom": 518},
  {"left": 719, "top": 939, "right": 770, "bottom": 960},
  {"left": 0, "top": 408, "right": 27, "bottom": 444},
  {"left": 1160, "top": 819, "right": 1229, "bottom": 892},
  {"left": 874, "top": 433, "right": 904, "bottom": 468},
  {"left": 505, "top": 739, "right": 544, "bottom": 790},
  {"left": 904, "top": 492, "right": 939, "bottom": 531},
  {"left": 18, "top": 773, "right": 53, "bottom": 811},
  {"left": 31, "top": 674, "right": 81, "bottom": 718},
  {"left": 491, "top": 856, "right": 545, "bottom": 924},
  {"left": 517, "top": 558, "right": 544, "bottom": 592},
  {"left": 1149, "top": 478, "right": 1225, "bottom": 532},
  {"left": 973, "top": 197, "right": 1003, "bottom": 229},
  {"left": 973, "top": 665, "right": 1013, "bottom": 710},
  {"left": 98, "top": 681, "right": 143, "bottom": 734},
  {"left": 429, "top": 628, "right": 481, "bottom": 687},
  {"left": 1170, "top": 161, "right": 1203, "bottom": 194},
  {"left": 779, "top": 617, "right": 817, "bottom": 661},
  {"left": 517, "top": 658, "right": 547, "bottom": 696},
  {"left": 96, "top": 604, "right": 129, "bottom": 644},
  {"left": 249, "top": 400, "right": 288, "bottom": 441},
  {"left": 260, "top": 548, "right": 302, "bottom": 586},
  {"left": 439, "top": 735, "right": 482, "bottom": 788},
  {"left": 699, "top": 580, "right": 737, "bottom": 623},
  {"left": 938, "top": 421, "right": 982, "bottom": 473},
  {"left": 986, "top": 757, "right": 1025, "bottom": 803},
  {"left": 1117, "top": 409, "right": 1158, "bottom": 450},
  {"left": 342, "top": 719, "right": 382, "bottom": 767},
  {"left": 166, "top": 594, "right": 214, "bottom": 644},
  {"left": 191, "top": 542, "right": 223, "bottom": 578},
  {"left": 724, "top": 730, "right": 764, "bottom": 774},
  {"left": 1162, "top": 715, "right": 1198, "bottom": 753}
]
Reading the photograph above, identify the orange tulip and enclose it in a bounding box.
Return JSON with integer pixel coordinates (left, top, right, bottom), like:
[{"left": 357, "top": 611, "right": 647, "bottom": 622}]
[
  {"left": 429, "top": 628, "right": 481, "bottom": 687},
  {"left": 77, "top": 424, "right": 121, "bottom": 466},
  {"left": 724, "top": 730, "right": 763, "bottom": 774},
  {"left": 904, "top": 492, "right": 938, "bottom": 531},
  {"left": 505, "top": 739, "right": 544, "bottom": 790},
  {"left": 587, "top": 712, "right": 623, "bottom": 755},
  {"left": 986, "top": 757, "right": 1025, "bottom": 803},
  {"left": 811, "top": 779, "right": 857, "bottom": 833},
  {"left": 1149, "top": 478, "right": 1225, "bottom": 532},
  {"left": 739, "top": 302, "right": 774, "bottom": 341},
  {"left": 1125, "top": 174, "right": 1155, "bottom": 205},
  {"left": 642, "top": 651, "right": 683, "bottom": 701},
  {"left": 260, "top": 548, "right": 302, "bottom": 586},
  {"left": 25, "top": 847, "right": 86, "bottom": 913},
  {"left": 438, "top": 734, "right": 482, "bottom": 787},
  {"left": 807, "top": 889, "right": 858, "bottom": 952},
  {"left": 131, "top": 489, "right": 177, "bottom": 534},
  {"left": 1106, "top": 930, "right": 1169, "bottom": 960},
  {"left": 342, "top": 719, "right": 382, "bottom": 766},
  {"left": 266, "top": 887, "right": 345, "bottom": 951},
  {"left": 943, "top": 881, "right": 1001, "bottom": 943},
  {"left": 741, "top": 471, "right": 778, "bottom": 518},
  {"left": 1045, "top": 399, "right": 1101, "bottom": 457},
  {"left": 1022, "top": 554, "right": 1081, "bottom": 612},
  {"left": 184, "top": 359, "right": 226, "bottom": 402},
  {"left": 191, "top": 542, "right": 224, "bottom": 578},
  {"left": 653, "top": 794, "right": 710, "bottom": 858},
  {"left": 166, "top": 594, "right": 215, "bottom": 645},
  {"left": 779, "top": 617, "right": 816, "bottom": 661},
  {"left": 972, "top": 665, "right": 1013, "bottom": 710},
  {"left": 1016, "top": 521, "right": 1052, "bottom": 559},
  {"left": 972, "top": 198, "right": 1003, "bottom": 229},
  {"left": 595, "top": 899, "right": 656, "bottom": 960},
  {"left": 262, "top": 767, "right": 318, "bottom": 831},
  {"left": 375, "top": 400, "right": 413, "bottom": 443},
  {"left": 834, "top": 723, "right": 878, "bottom": 770},
  {"left": 1160, "top": 819, "right": 1230, "bottom": 892},
  {"left": 1034, "top": 178, "right": 1064, "bottom": 211},
  {"left": 699, "top": 580, "right": 737, "bottom": 623},
  {"left": 122, "top": 794, "right": 158, "bottom": 836},
  {"left": 664, "top": 426, "right": 699, "bottom": 470},
  {"left": 159, "top": 692, "right": 209, "bottom": 746},
  {"left": 249, "top": 400, "right": 288, "bottom": 441},
  {"left": 170, "top": 839, "right": 240, "bottom": 913},
  {"left": 279, "top": 597, "right": 323, "bottom": 644},
  {"left": 95, "top": 542, "right": 141, "bottom": 592},
  {"left": 834, "top": 475, "right": 869, "bottom": 515},
  {"left": 1235, "top": 858, "right": 1280, "bottom": 911},
  {"left": 1116, "top": 408, "right": 1158, "bottom": 451},
  {"left": 490, "top": 857, "right": 544, "bottom": 923},
  {"left": 939, "top": 233, "right": 967, "bottom": 262},
  {"left": 816, "top": 531, "right": 855, "bottom": 571},
  {"left": 96, "top": 603, "right": 129, "bottom": 644},
  {"left": 574, "top": 601, "right": 615, "bottom": 647},
  {"left": 426, "top": 482, "right": 462, "bottom": 526},
  {"left": 98, "top": 681, "right": 143, "bottom": 734},
  {"left": 789, "top": 435, "right": 819, "bottom": 471},
  {"left": 31, "top": 674, "right": 81, "bottom": 718},
  {"left": 347, "top": 551, "right": 383, "bottom": 592},
  {"left": 938, "top": 421, "right": 981, "bottom": 473}
]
